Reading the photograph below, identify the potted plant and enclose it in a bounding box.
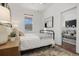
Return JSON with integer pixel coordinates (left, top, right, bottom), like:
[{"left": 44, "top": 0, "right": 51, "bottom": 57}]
[{"left": 9, "top": 31, "right": 16, "bottom": 41}]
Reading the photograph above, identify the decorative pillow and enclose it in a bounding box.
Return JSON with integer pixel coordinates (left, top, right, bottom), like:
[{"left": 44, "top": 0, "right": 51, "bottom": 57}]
[{"left": 19, "top": 31, "right": 24, "bottom": 36}]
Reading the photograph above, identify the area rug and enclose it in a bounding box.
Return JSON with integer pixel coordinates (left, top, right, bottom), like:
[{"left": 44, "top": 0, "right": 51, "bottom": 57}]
[{"left": 21, "top": 46, "right": 78, "bottom": 56}]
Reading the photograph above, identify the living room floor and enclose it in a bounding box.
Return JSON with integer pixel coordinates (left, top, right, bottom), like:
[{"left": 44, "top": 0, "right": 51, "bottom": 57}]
[
  {"left": 21, "top": 45, "right": 78, "bottom": 56},
  {"left": 62, "top": 42, "right": 76, "bottom": 53}
]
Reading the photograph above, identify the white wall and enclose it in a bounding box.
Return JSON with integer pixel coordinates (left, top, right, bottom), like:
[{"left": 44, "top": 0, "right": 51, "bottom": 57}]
[
  {"left": 76, "top": 4, "right": 79, "bottom": 53},
  {"left": 43, "top": 3, "right": 79, "bottom": 53},
  {"left": 9, "top": 4, "right": 43, "bottom": 34},
  {"left": 32, "top": 11, "right": 44, "bottom": 34}
]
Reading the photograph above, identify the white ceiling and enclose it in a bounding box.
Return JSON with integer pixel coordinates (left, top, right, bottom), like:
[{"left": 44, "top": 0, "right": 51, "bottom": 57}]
[
  {"left": 20, "top": 3, "right": 52, "bottom": 11},
  {"left": 9, "top": 3, "right": 52, "bottom": 11}
]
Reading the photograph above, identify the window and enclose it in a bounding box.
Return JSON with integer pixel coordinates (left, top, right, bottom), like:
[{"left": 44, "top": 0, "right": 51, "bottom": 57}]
[{"left": 24, "top": 17, "right": 32, "bottom": 31}]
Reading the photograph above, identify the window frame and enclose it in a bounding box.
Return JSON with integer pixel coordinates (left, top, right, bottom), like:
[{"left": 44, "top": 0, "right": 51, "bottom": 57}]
[{"left": 24, "top": 16, "right": 33, "bottom": 32}]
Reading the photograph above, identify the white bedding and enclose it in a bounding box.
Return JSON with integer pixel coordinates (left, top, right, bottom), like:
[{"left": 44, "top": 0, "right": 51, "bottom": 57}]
[
  {"left": 20, "top": 34, "right": 40, "bottom": 41},
  {"left": 20, "top": 33, "right": 53, "bottom": 51}
]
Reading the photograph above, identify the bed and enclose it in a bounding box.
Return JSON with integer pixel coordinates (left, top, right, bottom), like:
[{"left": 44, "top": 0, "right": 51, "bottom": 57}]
[{"left": 20, "top": 33, "right": 54, "bottom": 51}]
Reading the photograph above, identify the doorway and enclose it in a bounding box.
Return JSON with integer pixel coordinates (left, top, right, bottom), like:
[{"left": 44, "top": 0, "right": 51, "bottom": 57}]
[{"left": 61, "top": 7, "right": 77, "bottom": 53}]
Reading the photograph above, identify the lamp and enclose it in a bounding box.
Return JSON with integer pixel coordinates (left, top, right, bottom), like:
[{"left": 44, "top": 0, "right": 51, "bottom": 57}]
[
  {"left": 0, "top": 5, "right": 10, "bottom": 23},
  {"left": 0, "top": 24, "right": 12, "bottom": 45}
]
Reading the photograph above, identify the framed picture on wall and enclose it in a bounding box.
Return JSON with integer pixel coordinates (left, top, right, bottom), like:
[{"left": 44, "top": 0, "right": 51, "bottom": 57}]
[
  {"left": 45, "top": 16, "right": 54, "bottom": 28},
  {"left": 65, "top": 19, "right": 76, "bottom": 28}
]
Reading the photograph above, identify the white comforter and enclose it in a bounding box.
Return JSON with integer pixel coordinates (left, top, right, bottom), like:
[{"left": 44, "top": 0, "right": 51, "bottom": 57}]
[{"left": 20, "top": 33, "right": 53, "bottom": 51}]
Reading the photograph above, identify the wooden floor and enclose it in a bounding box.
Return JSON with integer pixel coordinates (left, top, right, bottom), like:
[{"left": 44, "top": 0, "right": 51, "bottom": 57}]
[{"left": 58, "top": 42, "right": 76, "bottom": 53}]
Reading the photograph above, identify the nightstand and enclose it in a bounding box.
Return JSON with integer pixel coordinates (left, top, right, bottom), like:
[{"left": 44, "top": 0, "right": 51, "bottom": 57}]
[{"left": 0, "top": 38, "right": 20, "bottom": 56}]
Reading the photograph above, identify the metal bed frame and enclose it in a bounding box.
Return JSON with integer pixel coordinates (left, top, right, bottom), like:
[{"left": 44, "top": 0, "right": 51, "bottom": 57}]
[{"left": 40, "top": 30, "right": 55, "bottom": 40}]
